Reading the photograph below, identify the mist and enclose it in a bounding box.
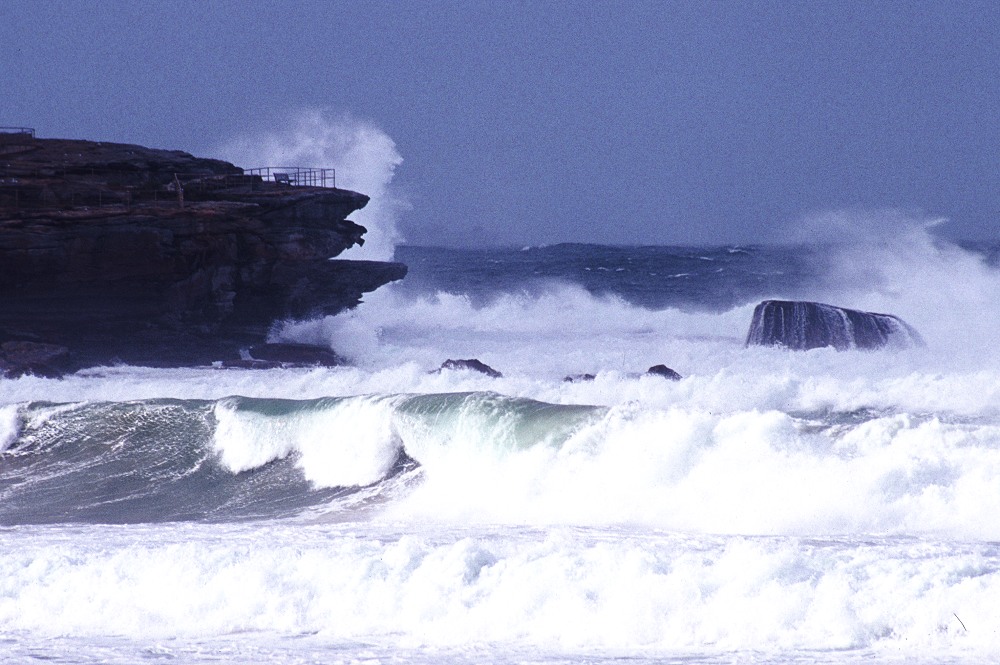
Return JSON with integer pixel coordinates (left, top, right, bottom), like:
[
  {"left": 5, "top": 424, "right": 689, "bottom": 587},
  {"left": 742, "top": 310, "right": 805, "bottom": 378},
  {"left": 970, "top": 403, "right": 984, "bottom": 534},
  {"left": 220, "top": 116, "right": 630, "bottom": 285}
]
[{"left": 216, "top": 110, "right": 406, "bottom": 261}]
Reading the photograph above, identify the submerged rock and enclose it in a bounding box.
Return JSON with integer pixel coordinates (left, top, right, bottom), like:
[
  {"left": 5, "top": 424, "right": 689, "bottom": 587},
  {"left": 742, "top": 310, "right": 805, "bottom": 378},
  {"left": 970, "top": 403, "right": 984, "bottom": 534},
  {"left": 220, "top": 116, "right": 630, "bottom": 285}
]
[
  {"left": 745, "top": 300, "right": 923, "bottom": 351},
  {"left": 646, "top": 364, "right": 682, "bottom": 380},
  {"left": 437, "top": 358, "right": 503, "bottom": 378}
]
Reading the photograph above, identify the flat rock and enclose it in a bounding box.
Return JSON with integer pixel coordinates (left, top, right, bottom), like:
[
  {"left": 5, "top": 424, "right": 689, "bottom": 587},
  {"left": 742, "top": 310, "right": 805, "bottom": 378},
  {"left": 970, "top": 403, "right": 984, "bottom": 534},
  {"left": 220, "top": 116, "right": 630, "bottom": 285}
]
[
  {"left": 247, "top": 343, "right": 344, "bottom": 367},
  {"left": 0, "top": 340, "right": 74, "bottom": 378}
]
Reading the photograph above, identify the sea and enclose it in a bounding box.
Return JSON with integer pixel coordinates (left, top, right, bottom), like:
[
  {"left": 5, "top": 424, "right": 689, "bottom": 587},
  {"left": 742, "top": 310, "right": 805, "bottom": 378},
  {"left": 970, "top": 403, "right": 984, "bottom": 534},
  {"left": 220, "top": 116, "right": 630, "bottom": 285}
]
[{"left": 3, "top": 227, "right": 1000, "bottom": 664}]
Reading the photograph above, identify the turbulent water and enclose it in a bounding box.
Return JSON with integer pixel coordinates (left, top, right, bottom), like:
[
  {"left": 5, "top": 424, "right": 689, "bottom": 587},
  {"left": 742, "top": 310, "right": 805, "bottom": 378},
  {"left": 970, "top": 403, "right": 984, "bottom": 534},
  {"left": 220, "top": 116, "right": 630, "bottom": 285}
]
[{"left": 4, "top": 230, "right": 1000, "bottom": 663}]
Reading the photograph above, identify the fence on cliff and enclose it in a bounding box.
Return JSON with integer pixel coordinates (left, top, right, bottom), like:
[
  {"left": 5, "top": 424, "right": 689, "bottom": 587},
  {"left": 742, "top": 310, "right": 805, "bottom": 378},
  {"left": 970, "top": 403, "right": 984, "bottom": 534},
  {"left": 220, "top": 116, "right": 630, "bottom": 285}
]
[
  {"left": 0, "top": 127, "right": 35, "bottom": 140},
  {"left": 0, "top": 165, "right": 337, "bottom": 210},
  {"left": 245, "top": 167, "right": 335, "bottom": 188}
]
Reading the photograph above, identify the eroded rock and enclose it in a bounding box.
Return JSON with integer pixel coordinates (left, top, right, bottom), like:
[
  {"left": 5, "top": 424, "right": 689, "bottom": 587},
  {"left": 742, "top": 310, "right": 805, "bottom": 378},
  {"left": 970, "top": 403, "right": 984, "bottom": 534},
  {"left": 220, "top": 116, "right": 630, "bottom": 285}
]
[
  {"left": 0, "top": 138, "right": 407, "bottom": 368},
  {"left": 437, "top": 359, "right": 503, "bottom": 378},
  {"left": 646, "top": 364, "right": 682, "bottom": 380},
  {"left": 745, "top": 300, "right": 923, "bottom": 351}
]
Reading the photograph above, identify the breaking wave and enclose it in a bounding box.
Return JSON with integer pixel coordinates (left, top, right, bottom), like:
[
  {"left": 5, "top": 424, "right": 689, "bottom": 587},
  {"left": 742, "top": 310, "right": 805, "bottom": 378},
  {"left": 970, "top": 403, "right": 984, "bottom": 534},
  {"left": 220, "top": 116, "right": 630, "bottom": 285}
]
[{"left": 5, "top": 393, "right": 1000, "bottom": 541}]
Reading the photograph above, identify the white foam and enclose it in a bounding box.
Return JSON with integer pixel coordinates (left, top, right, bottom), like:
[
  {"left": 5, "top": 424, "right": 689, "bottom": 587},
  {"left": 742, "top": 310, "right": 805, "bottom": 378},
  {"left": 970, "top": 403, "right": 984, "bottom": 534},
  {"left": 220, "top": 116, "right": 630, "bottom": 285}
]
[
  {"left": 382, "top": 404, "right": 1000, "bottom": 539},
  {"left": 216, "top": 109, "right": 406, "bottom": 260},
  {"left": 0, "top": 404, "right": 19, "bottom": 453},
  {"left": 211, "top": 396, "right": 402, "bottom": 488},
  {"left": 0, "top": 523, "right": 996, "bottom": 658}
]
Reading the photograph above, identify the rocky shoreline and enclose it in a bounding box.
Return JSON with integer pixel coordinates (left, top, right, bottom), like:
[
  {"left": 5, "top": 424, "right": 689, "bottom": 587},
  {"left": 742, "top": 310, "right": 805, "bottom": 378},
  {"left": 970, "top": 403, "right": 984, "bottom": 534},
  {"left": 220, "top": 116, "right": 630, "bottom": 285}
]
[{"left": 0, "top": 135, "right": 406, "bottom": 376}]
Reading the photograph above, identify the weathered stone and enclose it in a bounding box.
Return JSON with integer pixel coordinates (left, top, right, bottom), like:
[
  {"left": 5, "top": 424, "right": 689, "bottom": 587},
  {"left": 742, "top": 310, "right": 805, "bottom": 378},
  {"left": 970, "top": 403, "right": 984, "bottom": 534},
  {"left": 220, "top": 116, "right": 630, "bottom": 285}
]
[
  {"left": 437, "top": 358, "right": 503, "bottom": 378},
  {"left": 646, "top": 364, "right": 682, "bottom": 380},
  {"left": 0, "top": 138, "right": 407, "bottom": 368},
  {"left": 745, "top": 300, "right": 923, "bottom": 351},
  {"left": 0, "top": 340, "right": 74, "bottom": 378}
]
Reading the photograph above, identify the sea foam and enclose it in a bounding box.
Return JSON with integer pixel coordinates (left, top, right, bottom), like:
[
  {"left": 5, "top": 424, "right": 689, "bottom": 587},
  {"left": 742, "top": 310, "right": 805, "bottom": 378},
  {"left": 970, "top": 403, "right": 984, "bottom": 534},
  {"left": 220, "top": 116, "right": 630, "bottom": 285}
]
[{"left": 1, "top": 523, "right": 997, "bottom": 657}]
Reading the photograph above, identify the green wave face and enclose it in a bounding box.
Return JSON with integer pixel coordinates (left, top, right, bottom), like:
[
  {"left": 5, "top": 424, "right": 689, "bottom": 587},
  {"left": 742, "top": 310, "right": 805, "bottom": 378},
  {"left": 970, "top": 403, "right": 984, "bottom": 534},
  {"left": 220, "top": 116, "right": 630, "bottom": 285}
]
[{"left": 0, "top": 393, "right": 607, "bottom": 525}]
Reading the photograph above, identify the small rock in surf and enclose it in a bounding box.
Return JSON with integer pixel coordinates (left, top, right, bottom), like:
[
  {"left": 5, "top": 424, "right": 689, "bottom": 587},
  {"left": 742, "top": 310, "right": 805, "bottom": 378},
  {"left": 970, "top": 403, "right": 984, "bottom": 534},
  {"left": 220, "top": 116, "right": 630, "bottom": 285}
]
[
  {"left": 436, "top": 358, "right": 503, "bottom": 378},
  {"left": 563, "top": 373, "right": 597, "bottom": 383},
  {"left": 646, "top": 364, "right": 682, "bottom": 380}
]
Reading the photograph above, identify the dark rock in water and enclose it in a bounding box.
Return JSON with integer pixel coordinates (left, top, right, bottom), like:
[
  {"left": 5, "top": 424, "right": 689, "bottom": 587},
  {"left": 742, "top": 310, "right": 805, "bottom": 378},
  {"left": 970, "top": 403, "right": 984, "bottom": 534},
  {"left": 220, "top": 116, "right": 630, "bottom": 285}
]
[
  {"left": 0, "top": 137, "right": 407, "bottom": 369},
  {"left": 247, "top": 343, "right": 344, "bottom": 367},
  {"left": 437, "top": 358, "right": 503, "bottom": 378},
  {"left": 646, "top": 364, "right": 682, "bottom": 380},
  {"left": 745, "top": 300, "right": 924, "bottom": 351},
  {"left": 0, "top": 340, "right": 75, "bottom": 378},
  {"left": 563, "top": 373, "right": 596, "bottom": 383},
  {"left": 218, "top": 359, "right": 284, "bottom": 370}
]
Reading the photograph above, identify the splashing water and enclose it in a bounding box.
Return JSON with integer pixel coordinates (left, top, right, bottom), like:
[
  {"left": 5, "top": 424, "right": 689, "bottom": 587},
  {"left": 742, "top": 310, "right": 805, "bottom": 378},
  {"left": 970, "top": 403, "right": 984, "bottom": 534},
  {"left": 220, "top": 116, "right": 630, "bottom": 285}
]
[{"left": 216, "top": 109, "right": 406, "bottom": 260}]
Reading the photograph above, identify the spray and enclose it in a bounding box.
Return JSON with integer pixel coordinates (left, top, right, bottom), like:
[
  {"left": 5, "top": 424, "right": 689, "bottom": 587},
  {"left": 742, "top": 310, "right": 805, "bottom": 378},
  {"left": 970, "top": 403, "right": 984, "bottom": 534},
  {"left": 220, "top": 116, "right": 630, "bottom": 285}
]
[{"left": 216, "top": 109, "right": 406, "bottom": 260}]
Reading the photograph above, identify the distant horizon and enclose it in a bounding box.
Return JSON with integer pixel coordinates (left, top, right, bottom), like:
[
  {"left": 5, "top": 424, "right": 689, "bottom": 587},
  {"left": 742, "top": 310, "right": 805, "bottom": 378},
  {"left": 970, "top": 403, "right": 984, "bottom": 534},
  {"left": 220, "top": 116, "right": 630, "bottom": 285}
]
[{"left": 8, "top": 128, "right": 995, "bottom": 249}]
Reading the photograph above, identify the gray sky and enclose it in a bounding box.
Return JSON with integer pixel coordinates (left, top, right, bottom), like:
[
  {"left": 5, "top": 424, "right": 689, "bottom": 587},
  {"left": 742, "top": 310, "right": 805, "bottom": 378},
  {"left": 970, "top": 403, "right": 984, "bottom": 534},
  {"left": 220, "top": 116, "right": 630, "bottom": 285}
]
[{"left": 3, "top": 1, "right": 999, "bottom": 246}]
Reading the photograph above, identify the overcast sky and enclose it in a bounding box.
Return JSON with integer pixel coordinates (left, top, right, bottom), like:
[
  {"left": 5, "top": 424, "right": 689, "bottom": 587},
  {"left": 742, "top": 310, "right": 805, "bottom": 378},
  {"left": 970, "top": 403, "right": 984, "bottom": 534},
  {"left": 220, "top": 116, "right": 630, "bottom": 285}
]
[{"left": 3, "top": 1, "right": 998, "bottom": 246}]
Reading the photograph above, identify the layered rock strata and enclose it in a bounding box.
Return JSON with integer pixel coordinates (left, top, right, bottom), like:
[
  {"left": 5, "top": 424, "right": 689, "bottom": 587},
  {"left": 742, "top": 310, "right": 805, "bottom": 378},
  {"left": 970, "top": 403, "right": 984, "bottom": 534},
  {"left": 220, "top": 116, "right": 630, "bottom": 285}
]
[{"left": 0, "top": 137, "right": 406, "bottom": 371}]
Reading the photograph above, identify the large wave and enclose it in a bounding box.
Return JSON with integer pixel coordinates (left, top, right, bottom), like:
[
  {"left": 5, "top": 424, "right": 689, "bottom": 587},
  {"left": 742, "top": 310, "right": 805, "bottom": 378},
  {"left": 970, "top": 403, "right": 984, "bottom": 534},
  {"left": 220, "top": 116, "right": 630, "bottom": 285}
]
[{"left": 5, "top": 393, "right": 1000, "bottom": 540}]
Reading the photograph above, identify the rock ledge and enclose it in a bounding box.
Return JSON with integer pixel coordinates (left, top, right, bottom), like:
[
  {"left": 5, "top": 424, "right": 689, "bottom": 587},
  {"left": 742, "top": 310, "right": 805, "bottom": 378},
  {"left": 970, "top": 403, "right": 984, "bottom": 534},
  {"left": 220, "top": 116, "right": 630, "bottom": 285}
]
[{"left": 0, "top": 137, "right": 406, "bottom": 373}]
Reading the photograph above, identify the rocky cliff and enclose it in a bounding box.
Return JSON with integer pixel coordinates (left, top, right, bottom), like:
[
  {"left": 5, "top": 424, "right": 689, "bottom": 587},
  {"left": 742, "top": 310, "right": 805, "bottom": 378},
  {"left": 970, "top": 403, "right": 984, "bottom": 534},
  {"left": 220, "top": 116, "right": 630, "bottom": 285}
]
[{"left": 0, "top": 135, "right": 406, "bottom": 373}]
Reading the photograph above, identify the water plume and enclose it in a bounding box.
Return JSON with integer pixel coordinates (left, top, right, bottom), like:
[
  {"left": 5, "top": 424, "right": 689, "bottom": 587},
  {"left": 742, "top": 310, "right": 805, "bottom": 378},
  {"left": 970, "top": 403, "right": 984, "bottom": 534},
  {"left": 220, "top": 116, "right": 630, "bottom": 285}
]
[
  {"left": 786, "top": 209, "right": 1000, "bottom": 362},
  {"left": 216, "top": 109, "right": 406, "bottom": 260}
]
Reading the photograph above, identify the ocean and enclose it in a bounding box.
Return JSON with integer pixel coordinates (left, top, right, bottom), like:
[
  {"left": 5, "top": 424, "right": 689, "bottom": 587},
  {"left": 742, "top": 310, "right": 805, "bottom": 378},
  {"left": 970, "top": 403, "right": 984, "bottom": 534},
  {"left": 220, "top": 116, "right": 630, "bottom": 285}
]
[{"left": 3, "top": 228, "right": 1000, "bottom": 664}]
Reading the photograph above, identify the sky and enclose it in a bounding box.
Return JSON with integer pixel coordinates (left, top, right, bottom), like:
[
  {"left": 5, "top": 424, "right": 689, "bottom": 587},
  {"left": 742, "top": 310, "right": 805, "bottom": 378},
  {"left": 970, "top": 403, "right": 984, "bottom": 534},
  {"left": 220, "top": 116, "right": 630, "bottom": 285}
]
[{"left": 2, "top": 0, "right": 999, "bottom": 247}]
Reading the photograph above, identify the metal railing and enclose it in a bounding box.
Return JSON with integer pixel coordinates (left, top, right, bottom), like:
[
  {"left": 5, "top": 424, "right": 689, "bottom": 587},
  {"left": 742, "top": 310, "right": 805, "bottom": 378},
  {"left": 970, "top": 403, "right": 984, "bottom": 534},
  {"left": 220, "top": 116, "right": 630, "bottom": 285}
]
[
  {"left": 1, "top": 165, "right": 339, "bottom": 210},
  {"left": 0, "top": 127, "right": 35, "bottom": 138},
  {"left": 245, "top": 167, "right": 335, "bottom": 188}
]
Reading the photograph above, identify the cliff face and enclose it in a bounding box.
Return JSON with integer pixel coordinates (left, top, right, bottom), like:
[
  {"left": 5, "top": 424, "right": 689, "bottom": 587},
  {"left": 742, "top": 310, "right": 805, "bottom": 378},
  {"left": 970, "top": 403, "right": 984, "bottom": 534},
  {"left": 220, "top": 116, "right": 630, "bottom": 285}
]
[{"left": 0, "top": 137, "right": 406, "bottom": 371}]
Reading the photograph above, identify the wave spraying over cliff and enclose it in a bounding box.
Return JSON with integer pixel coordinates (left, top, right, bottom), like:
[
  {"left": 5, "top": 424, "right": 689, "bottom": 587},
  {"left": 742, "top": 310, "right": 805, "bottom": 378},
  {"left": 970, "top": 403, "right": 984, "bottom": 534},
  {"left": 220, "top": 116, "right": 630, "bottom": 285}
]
[{"left": 217, "top": 109, "right": 405, "bottom": 260}]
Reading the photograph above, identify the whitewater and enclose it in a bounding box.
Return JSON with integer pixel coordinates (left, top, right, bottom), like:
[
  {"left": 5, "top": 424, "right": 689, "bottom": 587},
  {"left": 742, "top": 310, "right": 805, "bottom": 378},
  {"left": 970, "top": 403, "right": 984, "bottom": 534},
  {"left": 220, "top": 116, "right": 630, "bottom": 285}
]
[
  {"left": 3, "top": 220, "right": 1000, "bottom": 664},
  {"left": 3, "top": 113, "right": 1000, "bottom": 663}
]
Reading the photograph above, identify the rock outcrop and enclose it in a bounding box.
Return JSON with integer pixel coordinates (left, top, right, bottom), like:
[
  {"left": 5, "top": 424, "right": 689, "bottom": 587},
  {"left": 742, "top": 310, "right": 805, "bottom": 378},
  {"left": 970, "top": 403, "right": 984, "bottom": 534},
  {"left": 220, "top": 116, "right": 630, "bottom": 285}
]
[
  {"left": 0, "top": 136, "right": 406, "bottom": 371},
  {"left": 0, "top": 341, "right": 74, "bottom": 378},
  {"left": 646, "top": 364, "right": 682, "bottom": 380},
  {"left": 745, "top": 300, "right": 923, "bottom": 351},
  {"left": 436, "top": 359, "right": 504, "bottom": 378}
]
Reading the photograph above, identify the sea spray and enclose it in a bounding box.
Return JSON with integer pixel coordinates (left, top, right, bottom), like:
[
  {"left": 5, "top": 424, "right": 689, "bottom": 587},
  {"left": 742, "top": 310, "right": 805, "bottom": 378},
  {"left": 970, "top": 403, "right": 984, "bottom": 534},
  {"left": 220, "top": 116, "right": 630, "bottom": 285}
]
[
  {"left": 5, "top": 239, "right": 1000, "bottom": 663},
  {"left": 212, "top": 395, "right": 403, "bottom": 487},
  {"left": 216, "top": 109, "right": 406, "bottom": 260},
  {"left": 0, "top": 404, "right": 19, "bottom": 453},
  {"left": 788, "top": 210, "right": 1000, "bottom": 358}
]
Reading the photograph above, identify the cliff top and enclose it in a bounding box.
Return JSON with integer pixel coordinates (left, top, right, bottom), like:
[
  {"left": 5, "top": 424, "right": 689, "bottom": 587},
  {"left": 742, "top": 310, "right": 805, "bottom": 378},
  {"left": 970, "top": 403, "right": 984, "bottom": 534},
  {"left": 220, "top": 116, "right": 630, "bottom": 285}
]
[
  {"left": 0, "top": 137, "right": 364, "bottom": 214},
  {"left": 0, "top": 135, "right": 403, "bottom": 374}
]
